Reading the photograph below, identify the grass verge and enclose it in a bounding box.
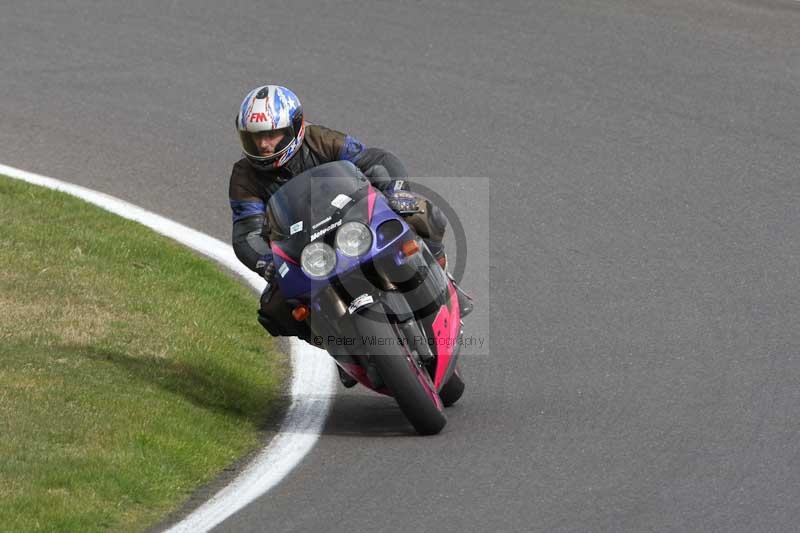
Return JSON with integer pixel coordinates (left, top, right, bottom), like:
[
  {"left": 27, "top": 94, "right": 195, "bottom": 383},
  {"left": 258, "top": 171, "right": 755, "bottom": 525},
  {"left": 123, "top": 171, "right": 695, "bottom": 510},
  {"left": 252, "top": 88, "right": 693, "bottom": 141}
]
[{"left": 0, "top": 176, "right": 287, "bottom": 532}]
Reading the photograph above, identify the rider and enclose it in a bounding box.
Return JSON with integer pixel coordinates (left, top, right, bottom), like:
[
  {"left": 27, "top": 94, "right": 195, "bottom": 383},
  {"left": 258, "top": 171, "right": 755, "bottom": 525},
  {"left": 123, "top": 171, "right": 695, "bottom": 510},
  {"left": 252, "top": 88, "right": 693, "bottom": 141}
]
[{"left": 228, "top": 85, "right": 465, "bottom": 370}]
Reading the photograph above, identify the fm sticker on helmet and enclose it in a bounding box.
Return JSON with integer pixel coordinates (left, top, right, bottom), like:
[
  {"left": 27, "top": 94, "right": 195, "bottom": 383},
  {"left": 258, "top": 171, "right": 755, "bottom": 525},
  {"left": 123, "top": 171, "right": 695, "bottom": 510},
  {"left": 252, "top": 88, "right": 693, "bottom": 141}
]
[
  {"left": 290, "top": 221, "right": 303, "bottom": 235},
  {"left": 331, "top": 194, "right": 352, "bottom": 209}
]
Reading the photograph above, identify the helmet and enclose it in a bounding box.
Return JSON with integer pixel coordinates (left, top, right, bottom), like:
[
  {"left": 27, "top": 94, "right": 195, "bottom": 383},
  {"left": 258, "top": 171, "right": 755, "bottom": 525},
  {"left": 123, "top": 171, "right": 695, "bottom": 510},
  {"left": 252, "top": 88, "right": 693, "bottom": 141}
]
[{"left": 236, "top": 85, "right": 305, "bottom": 168}]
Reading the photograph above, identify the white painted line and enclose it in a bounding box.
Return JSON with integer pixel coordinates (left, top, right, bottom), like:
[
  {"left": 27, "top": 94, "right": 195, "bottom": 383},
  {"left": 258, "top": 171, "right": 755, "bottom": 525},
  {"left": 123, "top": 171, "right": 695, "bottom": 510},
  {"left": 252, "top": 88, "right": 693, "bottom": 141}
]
[{"left": 0, "top": 163, "right": 336, "bottom": 532}]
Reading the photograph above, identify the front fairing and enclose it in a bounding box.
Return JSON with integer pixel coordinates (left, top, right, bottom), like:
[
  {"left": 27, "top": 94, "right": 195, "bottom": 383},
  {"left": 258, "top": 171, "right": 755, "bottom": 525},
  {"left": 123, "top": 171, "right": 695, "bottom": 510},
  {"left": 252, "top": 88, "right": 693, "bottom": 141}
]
[
  {"left": 266, "top": 161, "right": 370, "bottom": 259},
  {"left": 267, "top": 161, "right": 414, "bottom": 299}
]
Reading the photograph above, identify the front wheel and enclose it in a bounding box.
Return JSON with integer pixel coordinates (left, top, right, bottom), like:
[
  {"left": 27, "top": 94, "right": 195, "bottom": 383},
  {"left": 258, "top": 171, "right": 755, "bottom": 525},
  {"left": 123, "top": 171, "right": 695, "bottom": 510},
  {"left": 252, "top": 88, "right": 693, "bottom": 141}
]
[
  {"left": 362, "top": 315, "right": 446, "bottom": 435},
  {"left": 371, "top": 342, "right": 447, "bottom": 435},
  {"left": 348, "top": 305, "right": 446, "bottom": 435}
]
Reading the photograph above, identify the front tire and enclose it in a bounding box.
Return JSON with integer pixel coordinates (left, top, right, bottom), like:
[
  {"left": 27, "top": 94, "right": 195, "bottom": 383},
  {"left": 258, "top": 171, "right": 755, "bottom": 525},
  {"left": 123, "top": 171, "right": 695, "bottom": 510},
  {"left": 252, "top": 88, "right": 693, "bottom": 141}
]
[
  {"left": 371, "top": 340, "right": 446, "bottom": 435},
  {"left": 347, "top": 304, "right": 446, "bottom": 435},
  {"left": 367, "top": 319, "right": 446, "bottom": 435}
]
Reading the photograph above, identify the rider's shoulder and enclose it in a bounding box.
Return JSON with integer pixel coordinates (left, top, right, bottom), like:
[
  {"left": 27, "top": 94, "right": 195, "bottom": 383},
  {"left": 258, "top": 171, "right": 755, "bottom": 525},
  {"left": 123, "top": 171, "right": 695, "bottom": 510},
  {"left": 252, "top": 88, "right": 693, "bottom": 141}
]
[
  {"left": 231, "top": 156, "right": 250, "bottom": 170},
  {"left": 303, "top": 123, "right": 347, "bottom": 159},
  {"left": 229, "top": 156, "right": 248, "bottom": 174},
  {"left": 230, "top": 157, "right": 256, "bottom": 180},
  {"left": 229, "top": 157, "right": 281, "bottom": 190},
  {"left": 305, "top": 123, "right": 346, "bottom": 141}
]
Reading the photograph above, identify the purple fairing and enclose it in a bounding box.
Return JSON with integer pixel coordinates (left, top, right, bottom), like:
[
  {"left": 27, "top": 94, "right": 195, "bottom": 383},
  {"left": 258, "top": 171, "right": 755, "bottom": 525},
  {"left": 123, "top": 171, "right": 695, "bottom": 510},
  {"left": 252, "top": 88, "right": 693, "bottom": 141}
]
[{"left": 273, "top": 189, "right": 413, "bottom": 299}]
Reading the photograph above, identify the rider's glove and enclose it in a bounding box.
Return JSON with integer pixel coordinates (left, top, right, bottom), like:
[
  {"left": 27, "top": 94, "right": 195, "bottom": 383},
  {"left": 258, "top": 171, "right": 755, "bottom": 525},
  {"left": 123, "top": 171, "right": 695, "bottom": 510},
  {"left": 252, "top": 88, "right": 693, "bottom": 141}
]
[
  {"left": 258, "top": 257, "right": 276, "bottom": 295},
  {"left": 387, "top": 190, "right": 422, "bottom": 215},
  {"left": 263, "top": 261, "right": 276, "bottom": 282},
  {"left": 255, "top": 253, "right": 275, "bottom": 280}
]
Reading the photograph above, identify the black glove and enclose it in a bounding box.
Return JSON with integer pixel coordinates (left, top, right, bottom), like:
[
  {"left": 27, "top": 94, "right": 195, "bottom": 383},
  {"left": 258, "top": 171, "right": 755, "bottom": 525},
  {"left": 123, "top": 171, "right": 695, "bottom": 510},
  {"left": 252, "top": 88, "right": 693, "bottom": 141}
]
[
  {"left": 263, "top": 261, "right": 276, "bottom": 282},
  {"left": 255, "top": 254, "right": 275, "bottom": 279},
  {"left": 259, "top": 260, "right": 277, "bottom": 300}
]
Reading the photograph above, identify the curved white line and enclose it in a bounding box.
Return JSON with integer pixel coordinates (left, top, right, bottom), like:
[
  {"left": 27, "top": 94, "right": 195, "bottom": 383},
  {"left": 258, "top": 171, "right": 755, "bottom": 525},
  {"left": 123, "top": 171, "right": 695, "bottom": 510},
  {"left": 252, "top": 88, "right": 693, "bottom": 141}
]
[{"left": 0, "top": 163, "right": 336, "bottom": 532}]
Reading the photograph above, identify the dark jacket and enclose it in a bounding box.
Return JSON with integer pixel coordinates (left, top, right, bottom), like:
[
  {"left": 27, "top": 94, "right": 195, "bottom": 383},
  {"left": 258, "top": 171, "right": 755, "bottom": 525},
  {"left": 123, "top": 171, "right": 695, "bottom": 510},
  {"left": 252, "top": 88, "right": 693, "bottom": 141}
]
[{"left": 229, "top": 124, "right": 407, "bottom": 274}]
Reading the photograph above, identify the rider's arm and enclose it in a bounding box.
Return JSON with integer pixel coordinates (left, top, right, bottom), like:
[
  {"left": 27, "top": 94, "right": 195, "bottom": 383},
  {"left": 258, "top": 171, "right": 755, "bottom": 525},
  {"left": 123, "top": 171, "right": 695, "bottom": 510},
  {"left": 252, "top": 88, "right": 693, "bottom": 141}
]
[
  {"left": 305, "top": 125, "right": 409, "bottom": 191},
  {"left": 229, "top": 163, "right": 272, "bottom": 276},
  {"left": 231, "top": 212, "right": 272, "bottom": 275},
  {"left": 350, "top": 146, "right": 409, "bottom": 191},
  {"left": 307, "top": 126, "right": 446, "bottom": 256}
]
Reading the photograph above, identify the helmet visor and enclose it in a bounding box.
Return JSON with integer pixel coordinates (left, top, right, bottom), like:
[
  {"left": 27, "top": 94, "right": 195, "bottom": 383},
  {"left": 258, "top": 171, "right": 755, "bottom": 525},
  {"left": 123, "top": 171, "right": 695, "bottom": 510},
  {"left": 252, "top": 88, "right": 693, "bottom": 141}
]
[{"left": 239, "top": 127, "right": 293, "bottom": 162}]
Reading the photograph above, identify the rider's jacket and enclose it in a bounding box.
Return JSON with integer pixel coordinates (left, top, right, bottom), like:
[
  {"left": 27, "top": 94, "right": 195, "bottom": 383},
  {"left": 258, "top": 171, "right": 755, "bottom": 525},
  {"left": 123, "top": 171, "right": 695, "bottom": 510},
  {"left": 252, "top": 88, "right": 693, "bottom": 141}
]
[{"left": 229, "top": 124, "right": 407, "bottom": 275}]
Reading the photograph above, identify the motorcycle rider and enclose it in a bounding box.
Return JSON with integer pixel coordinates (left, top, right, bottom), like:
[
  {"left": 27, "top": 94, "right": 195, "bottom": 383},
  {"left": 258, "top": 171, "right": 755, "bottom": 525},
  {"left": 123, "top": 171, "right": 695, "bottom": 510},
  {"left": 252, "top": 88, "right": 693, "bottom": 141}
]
[{"left": 228, "top": 85, "right": 467, "bottom": 384}]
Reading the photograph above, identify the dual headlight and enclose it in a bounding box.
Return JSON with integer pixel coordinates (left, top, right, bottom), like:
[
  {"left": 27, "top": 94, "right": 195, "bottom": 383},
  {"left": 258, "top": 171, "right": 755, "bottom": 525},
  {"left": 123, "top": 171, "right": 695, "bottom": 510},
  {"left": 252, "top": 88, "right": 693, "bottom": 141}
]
[{"left": 300, "top": 221, "right": 372, "bottom": 278}]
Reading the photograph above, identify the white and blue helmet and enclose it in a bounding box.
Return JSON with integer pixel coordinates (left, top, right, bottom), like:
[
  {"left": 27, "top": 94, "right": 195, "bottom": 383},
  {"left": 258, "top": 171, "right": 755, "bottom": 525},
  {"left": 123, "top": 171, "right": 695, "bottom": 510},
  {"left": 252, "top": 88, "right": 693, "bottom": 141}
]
[{"left": 236, "top": 85, "right": 305, "bottom": 168}]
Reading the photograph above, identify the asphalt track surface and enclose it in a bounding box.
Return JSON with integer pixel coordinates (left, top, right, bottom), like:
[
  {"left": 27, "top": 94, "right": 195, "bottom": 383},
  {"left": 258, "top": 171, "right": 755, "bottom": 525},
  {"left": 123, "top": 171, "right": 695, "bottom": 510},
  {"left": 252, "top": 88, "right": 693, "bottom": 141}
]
[{"left": 3, "top": 1, "right": 800, "bottom": 531}]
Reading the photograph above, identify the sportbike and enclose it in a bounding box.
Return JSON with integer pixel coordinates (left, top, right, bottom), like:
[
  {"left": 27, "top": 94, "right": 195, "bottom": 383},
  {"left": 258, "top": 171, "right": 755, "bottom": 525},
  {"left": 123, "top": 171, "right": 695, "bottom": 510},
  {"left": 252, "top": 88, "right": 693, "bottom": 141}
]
[{"left": 266, "top": 161, "right": 469, "bottom": 435}]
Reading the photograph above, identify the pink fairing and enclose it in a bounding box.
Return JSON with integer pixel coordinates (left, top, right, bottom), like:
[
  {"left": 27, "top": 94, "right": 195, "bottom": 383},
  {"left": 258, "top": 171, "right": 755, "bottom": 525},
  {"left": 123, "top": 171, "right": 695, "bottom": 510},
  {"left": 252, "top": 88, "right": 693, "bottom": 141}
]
[
  {"left": 432, "top": 282, "right": 461, "bottom": 388},
  {"left": 272, "top": 243, "right": 299, "bottom": 265},
  {"left": 367, "top": 185, "right": 377, "bottom": 222}
]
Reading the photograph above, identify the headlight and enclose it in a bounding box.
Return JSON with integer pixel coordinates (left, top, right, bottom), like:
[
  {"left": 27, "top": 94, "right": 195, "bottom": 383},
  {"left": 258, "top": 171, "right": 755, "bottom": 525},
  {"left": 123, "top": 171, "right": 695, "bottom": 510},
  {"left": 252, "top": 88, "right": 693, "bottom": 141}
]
[
  {"left": 301, "top": 242, "right": 336, "bottom": 278},
  {"left": 335, "top": 222, "right": 372, "bottom": 257}
]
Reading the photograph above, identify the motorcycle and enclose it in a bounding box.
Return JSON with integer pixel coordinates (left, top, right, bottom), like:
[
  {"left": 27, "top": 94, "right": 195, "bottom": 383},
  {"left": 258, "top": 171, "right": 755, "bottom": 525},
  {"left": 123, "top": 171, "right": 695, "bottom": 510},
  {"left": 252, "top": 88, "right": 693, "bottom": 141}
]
[{"left": 265, "top": 161, "right": 468, "bottom": 435}]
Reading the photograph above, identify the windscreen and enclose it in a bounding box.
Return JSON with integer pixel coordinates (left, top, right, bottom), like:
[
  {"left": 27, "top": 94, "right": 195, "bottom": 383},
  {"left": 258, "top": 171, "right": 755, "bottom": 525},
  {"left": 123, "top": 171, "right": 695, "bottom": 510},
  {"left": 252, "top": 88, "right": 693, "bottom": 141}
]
[{"left": 266, "top": 161, "right": 370, "bottom": 259}]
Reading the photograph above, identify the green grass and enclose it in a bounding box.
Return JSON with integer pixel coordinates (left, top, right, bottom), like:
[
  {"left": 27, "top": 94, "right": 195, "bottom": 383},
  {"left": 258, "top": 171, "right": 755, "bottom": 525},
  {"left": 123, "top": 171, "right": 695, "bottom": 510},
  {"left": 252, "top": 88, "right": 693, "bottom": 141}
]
[{"left": 0, "top": 176, "right": 288, "bottom": 532}]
